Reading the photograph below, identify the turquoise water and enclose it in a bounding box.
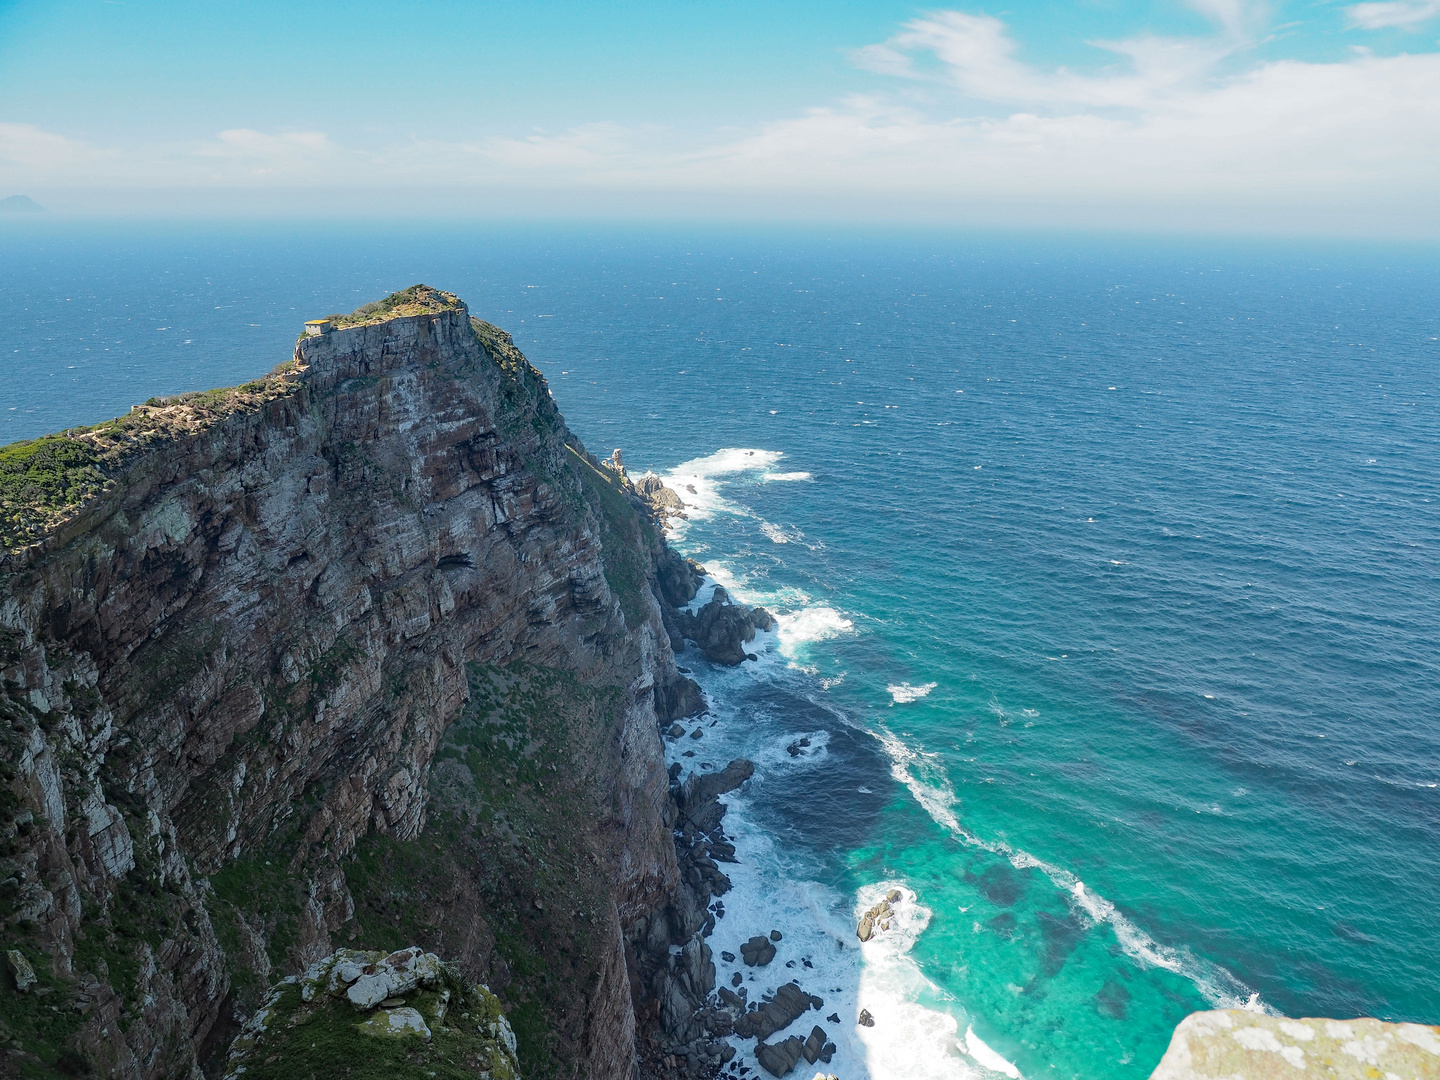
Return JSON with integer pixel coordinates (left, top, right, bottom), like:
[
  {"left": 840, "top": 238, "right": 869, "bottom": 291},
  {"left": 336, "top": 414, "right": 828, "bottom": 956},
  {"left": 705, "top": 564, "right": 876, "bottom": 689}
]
[{"left": 4, "top": 225, "right": 1438, "bottom": 1077}]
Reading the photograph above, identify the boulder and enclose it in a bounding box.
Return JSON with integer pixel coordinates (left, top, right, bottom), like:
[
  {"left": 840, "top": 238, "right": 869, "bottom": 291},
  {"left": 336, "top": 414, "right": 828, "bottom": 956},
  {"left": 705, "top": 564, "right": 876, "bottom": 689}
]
[
  {"left": 740, "top": 935, "right": 777, "bottom": 967},
  {"left": 857, "top": 893, "right": 902, "bottom": 941},
  {"left": 802, "top": 1025, "right": 827, "bottom": 1063},
  {"left": 733, "top": 982, "right": 822, "bottom": 1041},
  {"left": 756, "top": 1035, "right": 807, "bottom": 1077},
  {"left": 859, "top": 1008, "right": 875, "bottom": 1027},
  {"left": 4, "top": 949, "right": 36, "bottom": 992}
]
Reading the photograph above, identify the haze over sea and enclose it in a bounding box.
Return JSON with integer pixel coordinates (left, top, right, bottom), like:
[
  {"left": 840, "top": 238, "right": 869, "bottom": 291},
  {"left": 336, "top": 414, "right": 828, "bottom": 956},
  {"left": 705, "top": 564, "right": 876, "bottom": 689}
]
[{"left": 4, "top": 224, "right": 1438, "bottom": 1078}]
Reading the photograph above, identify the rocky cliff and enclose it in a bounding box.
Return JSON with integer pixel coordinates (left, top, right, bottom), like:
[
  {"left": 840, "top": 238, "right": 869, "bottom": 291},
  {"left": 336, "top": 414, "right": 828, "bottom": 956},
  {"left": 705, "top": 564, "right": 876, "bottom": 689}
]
[{"left": 0, "top": 286, "right": 746, "bottom": 1080}]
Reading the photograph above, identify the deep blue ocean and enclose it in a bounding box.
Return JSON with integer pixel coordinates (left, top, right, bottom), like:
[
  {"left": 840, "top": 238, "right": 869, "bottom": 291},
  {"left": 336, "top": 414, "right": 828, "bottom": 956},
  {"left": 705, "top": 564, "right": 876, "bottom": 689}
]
[{"left": 3, "top": 223, "right": 1438, "bottom": 1078}]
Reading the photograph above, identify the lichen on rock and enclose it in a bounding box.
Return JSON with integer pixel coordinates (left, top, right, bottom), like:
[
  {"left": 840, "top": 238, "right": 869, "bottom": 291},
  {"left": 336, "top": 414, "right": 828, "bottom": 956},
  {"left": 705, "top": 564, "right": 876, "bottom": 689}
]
[{"left": 222, "top": 946, "right": 520, "bottom": 1080}]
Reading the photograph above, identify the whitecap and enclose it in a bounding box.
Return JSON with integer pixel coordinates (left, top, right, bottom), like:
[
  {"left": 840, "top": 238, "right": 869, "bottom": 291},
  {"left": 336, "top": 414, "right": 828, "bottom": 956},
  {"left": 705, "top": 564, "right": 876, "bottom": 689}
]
[
  {"left": 762, "top": 471, "right": 813, "bottom": 482},
  {"left": 876, "top": 728, "right": 1272, "bottom": 1015},
  {"left": 965, "top": 1025, "right": 1023, "bottom": 1079},
  {"left": 776, "top": 606, "right": 855, "bottom": 657},
  {"left": 889, "top": 682, "right": 938, "bottom": 704}
]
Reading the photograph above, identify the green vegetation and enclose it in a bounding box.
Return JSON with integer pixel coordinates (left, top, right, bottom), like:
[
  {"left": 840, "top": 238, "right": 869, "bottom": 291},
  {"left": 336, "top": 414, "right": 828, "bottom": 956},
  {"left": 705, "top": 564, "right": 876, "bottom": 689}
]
[
  {"left": 0, "top": 374, "right": 299, "bottom": 551},
  {"left": 343, "top": 663, "right": 625, "bottom": 1080},
  {"left": 569, "top": 445, "right": 653, "bottom": 627},
  {"left": 0, "top": 943, "right": 89, "bottom": 1079},
  {"left": 222, "top": 965, "right": 517, "bottom": 1080},
  {"left": 328, "top": 285, "right": 463, "bottom": 330},
  {"left": 0, "top": 435, "right": 104, "bottom": 518}
]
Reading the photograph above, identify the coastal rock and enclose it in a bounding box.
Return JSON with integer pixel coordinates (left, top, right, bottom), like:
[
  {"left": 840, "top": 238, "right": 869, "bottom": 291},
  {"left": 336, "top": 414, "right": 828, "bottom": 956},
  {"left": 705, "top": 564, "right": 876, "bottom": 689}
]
[
  {"left": 634, "top": 473, "right": 688, "bottom": 529},
  {"left": 859, "top": 1008, "right": 875, "bottom": 1027},
  {"left": 740, "top": 935, "right": 778, "bottom": 967},
  {"left": 733, "top": 982, "right": 823, "bottom": 1041},
  {"left": 755, "top": 1035, "right": 807, "bottom": 1077},
  {"left": 675, "top": 587, "right": 778, "bottom": 665},
  {"left": 857, "top": 891, "right": 904, "bottom": 941},
  {"left": 1148, "top": 1010, "right": 1440, "bottom": 1079}
]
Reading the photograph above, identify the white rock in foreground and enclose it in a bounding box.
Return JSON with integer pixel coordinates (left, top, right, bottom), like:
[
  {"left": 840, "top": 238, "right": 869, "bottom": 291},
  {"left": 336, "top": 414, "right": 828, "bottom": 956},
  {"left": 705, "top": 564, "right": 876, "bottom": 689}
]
[{"left": 1149, "top": 1010, "right": 1440, "bottom": 1079}]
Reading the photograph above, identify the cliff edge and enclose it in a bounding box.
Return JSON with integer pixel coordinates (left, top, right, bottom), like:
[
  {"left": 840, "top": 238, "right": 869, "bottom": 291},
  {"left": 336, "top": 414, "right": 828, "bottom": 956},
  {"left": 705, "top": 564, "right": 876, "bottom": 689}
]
[{"left": 0, "top": 287, "right": 729, "bottom": 1080}]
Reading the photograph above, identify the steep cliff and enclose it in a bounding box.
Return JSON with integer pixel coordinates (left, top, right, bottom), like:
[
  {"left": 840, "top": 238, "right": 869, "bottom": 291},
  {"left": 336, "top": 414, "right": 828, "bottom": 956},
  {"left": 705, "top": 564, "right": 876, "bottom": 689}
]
[{"left": 0, "top": 287, "right": 725, "bottom": 1080}]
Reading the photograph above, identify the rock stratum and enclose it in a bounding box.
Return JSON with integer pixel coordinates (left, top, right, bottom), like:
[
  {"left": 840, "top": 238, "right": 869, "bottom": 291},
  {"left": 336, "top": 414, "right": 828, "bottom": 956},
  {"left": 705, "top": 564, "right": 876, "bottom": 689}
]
[{"left": 0, "top": 286, "right": 762, "bottom": 1080}]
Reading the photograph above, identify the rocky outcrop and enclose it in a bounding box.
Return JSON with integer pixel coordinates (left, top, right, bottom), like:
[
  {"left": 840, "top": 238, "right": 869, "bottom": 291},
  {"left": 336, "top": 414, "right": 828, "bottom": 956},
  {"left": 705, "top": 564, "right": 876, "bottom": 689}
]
[
  {"left": 674, "top": 588, "right": 777, "bottom": 666},
  {"left": 1148, "top": 1010, "right": 1440, "bottom": 1079},
  {"left": 856, "top": 888, "right": 904, "bottom": 942},
  {"left": 733, "top": 982, "right": 822, "bottom": 1041},
  {"left": 633, "top": 474, "right": 686, "bottom": 528},
  {"left": 0, "top": 287, "right": 728, "bottom": 1080},
  {"left": 220, "top": 946, "right": 520, "bottom": 1080}
]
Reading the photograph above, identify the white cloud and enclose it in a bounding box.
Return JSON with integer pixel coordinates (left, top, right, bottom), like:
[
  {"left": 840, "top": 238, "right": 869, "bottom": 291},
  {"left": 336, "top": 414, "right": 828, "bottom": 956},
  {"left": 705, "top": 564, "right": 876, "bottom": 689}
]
[
  {"left": 1346, "top": 0, "right": 1440, "bottom": 29},
  {"left": 0, "top": 122, "right": 99, "bottom": 169},
  {"left": 5, "top": 8, "right": 1440, "bottom": 232}
]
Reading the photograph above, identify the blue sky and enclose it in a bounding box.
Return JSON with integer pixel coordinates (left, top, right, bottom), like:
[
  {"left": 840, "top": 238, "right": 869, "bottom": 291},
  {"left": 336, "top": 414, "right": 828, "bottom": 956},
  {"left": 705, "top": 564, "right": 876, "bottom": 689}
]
[{"left": 2, "top": 0, "right": 1439, "bottom": 231}]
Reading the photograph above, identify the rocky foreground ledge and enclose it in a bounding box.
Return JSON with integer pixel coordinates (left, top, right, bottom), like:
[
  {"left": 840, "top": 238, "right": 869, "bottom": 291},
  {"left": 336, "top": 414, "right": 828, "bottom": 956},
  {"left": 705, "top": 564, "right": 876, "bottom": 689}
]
[
  {"left": 220, "top": 946, "right": 520, "bottom": 1080},
  {"left": 1148, "top": 1010, "right": 1440, "bottom": 1079}
]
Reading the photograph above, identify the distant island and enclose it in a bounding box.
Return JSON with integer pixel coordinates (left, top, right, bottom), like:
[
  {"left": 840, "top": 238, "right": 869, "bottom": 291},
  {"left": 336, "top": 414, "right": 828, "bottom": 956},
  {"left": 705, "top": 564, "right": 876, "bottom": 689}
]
[{"left": 0, "top": 194, "right": 46, "bottom": 213}]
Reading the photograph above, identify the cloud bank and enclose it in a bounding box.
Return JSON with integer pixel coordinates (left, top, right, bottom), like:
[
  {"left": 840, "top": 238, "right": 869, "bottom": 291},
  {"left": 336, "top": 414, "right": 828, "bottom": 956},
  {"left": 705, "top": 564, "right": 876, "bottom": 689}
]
[{"left": 3, "top": 6, "right": 1439, "bottom": 232}]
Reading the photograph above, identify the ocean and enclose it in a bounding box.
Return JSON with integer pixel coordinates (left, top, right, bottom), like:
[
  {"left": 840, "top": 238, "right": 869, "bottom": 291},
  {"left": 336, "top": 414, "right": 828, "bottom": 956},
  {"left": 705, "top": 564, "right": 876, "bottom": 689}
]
[{"left": 4, "top": 223, "right": 1438, "bottom": 1078}]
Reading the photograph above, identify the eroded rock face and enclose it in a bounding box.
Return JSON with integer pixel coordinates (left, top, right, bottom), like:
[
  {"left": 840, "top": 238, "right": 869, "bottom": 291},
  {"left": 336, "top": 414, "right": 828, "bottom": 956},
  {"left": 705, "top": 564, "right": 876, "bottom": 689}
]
[
  {"left": 0, "top": 295, "right": 704, "bottom": 1079},
  {"left": 1148, "top": 1010, "right": 1440, "bottom": 1079}
]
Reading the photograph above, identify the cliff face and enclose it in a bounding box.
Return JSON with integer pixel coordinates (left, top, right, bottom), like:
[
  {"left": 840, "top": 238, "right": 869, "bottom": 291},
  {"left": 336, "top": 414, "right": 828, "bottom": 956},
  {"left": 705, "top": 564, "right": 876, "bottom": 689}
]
[{"left": 0, "top": 290, "right": 711, "bottom": 1079}]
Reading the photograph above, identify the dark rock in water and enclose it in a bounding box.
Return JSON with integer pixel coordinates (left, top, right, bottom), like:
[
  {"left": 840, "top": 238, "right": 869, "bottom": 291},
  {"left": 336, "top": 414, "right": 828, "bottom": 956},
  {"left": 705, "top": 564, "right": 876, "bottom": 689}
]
[
  {"left": 690, "top": 727, "right": 705, "bottom": 739},
  {"left": 755, "top": 1035, "right": 805, "bottom": 1077},
  {"left": 786, "top": 741, "right": 805, "bottom": 757},
  {"left": 802, "top": 1025, "right": 827, "bottom": 1064},
  {"left": 678, "top": 758, "right": 755, "bottom": 836},
  {"left": 769, "top": 929, "right": 783, "bottom": 941},
  {"left": 731, "top": 972, "right": 743, "bottom": 988},
  {"left": 820, "top": 1041, "right": 836, "bottom": 1063},
  {"left": 801, "top": 958, "right": 812, "bottom": 969},
  {"left": 826, "top": 1013, "right": 840, "bottom": 1025},
  {"left": 858, "top": 1008, "right": 875, "bottom": 1027},
  {"left": 739, "top": 935, "right": 776, "bottom": 967},
  {"left": 885, "top": 887, "right": 901, "bottom": 902},
  {"left": 719, "top": 987, "right": 745, "bottom": 1010},
  {"left": 667, "top": 723, "right": 686, "bottom": 737},
  {"left": 675, "top": 587, "right": 778, "bottom": 665},
  {"left": 732, "top": 982, "right": 821, "bottom": 1041},
  {"left": 721, "top": 951, "right": 737, "bottom": 963}
]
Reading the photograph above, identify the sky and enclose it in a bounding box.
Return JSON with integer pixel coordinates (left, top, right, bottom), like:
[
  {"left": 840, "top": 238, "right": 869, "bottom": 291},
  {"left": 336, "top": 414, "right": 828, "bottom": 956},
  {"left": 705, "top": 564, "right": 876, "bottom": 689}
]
[{"left": 1, "top": 0, "right": 1439, "bottom": 233}]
